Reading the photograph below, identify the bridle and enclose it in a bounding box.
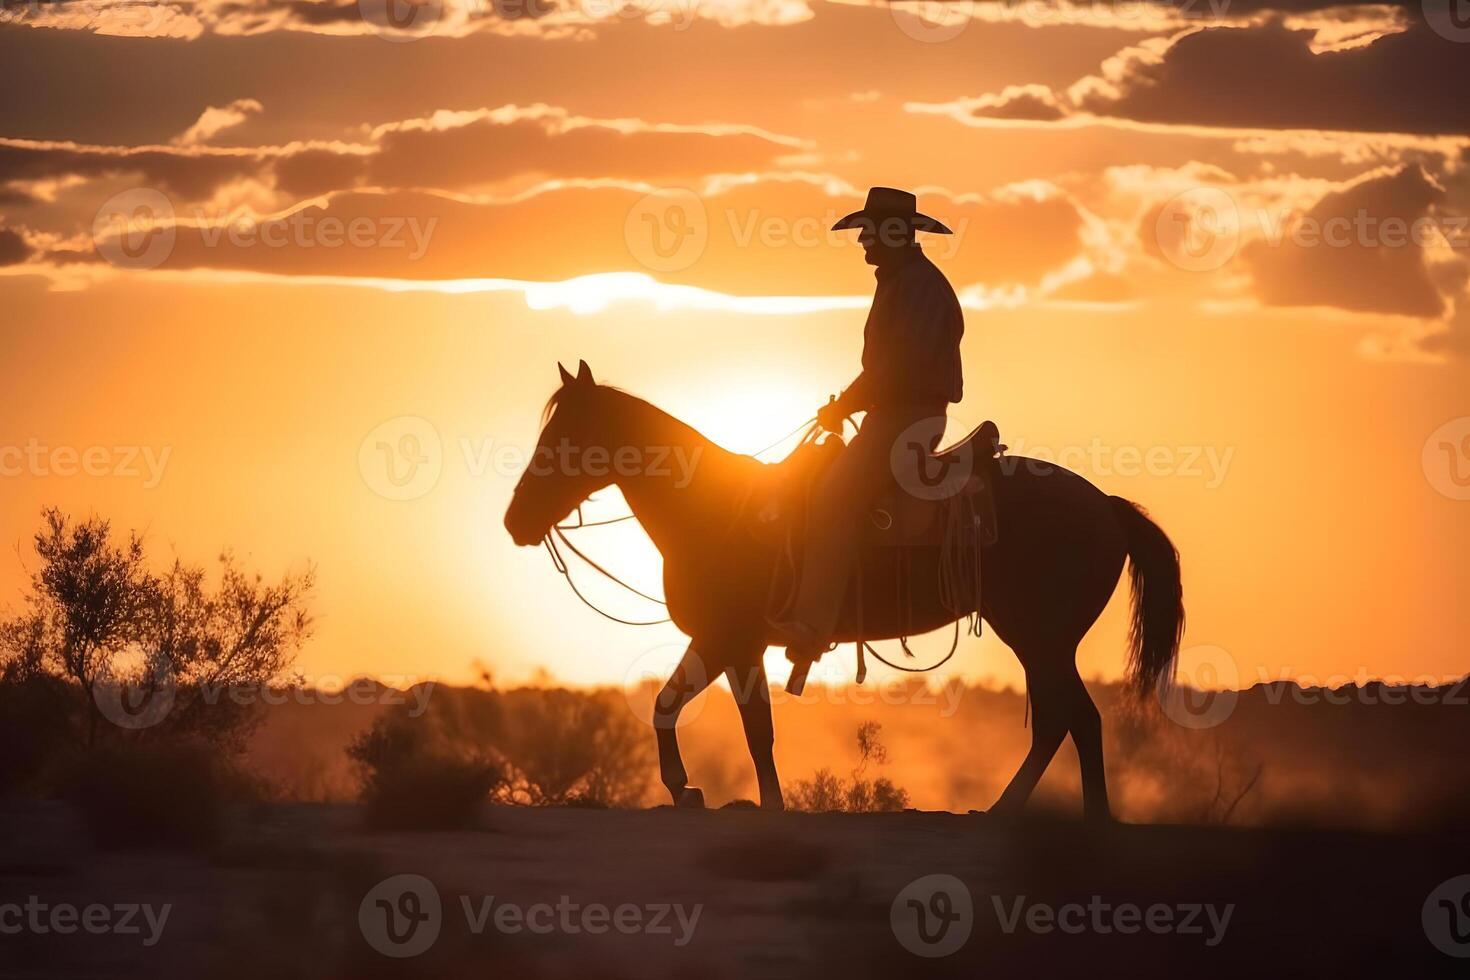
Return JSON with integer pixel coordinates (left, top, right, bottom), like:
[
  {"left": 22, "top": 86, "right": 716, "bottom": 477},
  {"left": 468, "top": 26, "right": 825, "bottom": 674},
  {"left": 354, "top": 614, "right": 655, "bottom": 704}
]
[
  {"left": 542, "top": 508, "right": 670, "bottom": 626},
  {"left": 535, "top": 414, "right": 976, "bottom": 685},
  {"left": 537, "top": 416, "right": 820, "bottom": 627}
]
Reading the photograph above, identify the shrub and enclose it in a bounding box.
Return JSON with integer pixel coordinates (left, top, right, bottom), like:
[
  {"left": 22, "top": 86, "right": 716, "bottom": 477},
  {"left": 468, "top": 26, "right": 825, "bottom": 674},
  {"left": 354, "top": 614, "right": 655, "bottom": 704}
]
[
  {"left": 0, "top": 672, "right": 77, "bottom": 796},
  {"left": 347, "top": 714, "right": 505, "bottom": 830},
  {"left": 786, "top": 722, "right": 910, "bottom": 813},
  {"left": 58, "top": 739, "right": 245, "bottom": 849},
  {"left": 491, "top": 688, "right": 653, "bottom": 807}
]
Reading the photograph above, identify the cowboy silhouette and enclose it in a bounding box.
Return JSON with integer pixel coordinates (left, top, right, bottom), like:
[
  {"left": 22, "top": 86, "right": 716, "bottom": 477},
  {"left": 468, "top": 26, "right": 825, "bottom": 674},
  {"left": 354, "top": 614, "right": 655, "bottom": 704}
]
[{"left": 769, "top": 186, "right": 964, "bottom": 672}]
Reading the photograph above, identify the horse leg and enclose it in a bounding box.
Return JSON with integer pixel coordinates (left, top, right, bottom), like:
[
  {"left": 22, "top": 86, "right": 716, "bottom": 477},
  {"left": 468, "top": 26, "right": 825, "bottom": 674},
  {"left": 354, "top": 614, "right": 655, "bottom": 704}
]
[
  {"left": 1063, "top": 666, "right": 1112, "bottom": 822},
  {"left": 725, "top": 658, "right": 784, "bottom": 812},
  {"left": 653, "top": 643, "right": 716, "bottom": 808},
  {"left": 990, "top": 658, "right": 1070, "bottom": 816}
]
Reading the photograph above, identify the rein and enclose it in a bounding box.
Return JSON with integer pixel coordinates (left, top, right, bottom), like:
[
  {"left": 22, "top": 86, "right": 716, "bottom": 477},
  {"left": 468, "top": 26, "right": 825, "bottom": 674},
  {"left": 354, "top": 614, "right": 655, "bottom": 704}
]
[
  {"left": 543, "top": 522, "right": 670, "bottom": 626},
  {"left": 540, "top": 416, "right": 820, "bottom": 628},
  {"left": 538, "top": 414, "right": 977, "bottom": 685}
]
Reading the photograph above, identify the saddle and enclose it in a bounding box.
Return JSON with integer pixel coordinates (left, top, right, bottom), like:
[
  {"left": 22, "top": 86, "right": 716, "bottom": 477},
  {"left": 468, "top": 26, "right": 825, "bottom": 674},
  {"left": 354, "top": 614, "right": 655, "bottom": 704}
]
[
  {"left": 755, "top": 420, "right": 1004, "bottom": 690},
  {"left": 754, "top": 419, "right": 1003, "bottom": 550}
]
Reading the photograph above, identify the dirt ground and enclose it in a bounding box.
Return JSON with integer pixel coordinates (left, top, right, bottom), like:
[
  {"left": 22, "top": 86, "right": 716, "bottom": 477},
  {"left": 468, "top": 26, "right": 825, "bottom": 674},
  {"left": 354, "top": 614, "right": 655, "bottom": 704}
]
[{"left": 0, "top": 801, "right": 1462, "bottom": 979}]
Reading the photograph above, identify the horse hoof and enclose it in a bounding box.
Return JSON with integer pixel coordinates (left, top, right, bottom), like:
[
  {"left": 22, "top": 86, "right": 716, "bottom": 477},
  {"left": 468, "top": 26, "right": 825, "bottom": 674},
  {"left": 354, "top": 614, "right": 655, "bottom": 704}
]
[{"left": 677, "top": 787, "right": 706, "bottom": 809}]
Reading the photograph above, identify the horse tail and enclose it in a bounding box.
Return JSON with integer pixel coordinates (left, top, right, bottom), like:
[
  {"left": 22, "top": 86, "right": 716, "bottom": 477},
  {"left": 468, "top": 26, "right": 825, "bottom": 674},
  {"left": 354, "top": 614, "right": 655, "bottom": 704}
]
[{"left": 1109, "top": 497, "right": 1184, "bottom": 697}]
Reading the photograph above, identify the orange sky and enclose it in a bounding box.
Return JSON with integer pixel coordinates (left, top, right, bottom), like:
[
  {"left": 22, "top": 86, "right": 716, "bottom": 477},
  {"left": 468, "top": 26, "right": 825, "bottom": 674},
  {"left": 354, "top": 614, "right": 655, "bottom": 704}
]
[{"left": 1, "top": 1, "right": 1467, "bottom": 693}]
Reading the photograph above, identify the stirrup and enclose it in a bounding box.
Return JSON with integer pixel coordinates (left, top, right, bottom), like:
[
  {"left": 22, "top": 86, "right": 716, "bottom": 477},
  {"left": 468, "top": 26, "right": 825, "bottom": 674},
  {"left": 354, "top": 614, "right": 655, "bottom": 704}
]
[{"left": 787, "top": 659, "right": 813, "bottom": 696}]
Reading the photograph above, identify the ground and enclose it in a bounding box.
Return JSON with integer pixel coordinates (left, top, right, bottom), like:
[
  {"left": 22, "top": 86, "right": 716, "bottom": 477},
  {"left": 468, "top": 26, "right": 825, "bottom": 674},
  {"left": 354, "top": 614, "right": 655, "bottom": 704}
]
[{"left": 0, "top": 801, "right": 1460, "bottom": 978}]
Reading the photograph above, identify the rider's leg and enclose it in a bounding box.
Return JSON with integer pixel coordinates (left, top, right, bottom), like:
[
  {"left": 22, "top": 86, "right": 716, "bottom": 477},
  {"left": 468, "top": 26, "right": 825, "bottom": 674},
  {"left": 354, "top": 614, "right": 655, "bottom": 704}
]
[{"left": 779, "top": 404, "right": 944, "bottom": 654}]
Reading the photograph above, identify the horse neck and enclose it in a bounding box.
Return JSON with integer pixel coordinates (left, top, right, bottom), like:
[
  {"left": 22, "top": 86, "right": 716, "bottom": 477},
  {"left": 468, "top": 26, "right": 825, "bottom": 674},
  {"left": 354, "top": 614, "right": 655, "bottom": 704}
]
[{"left": 602, "top": 392, "right": 750, "bottom": 555}]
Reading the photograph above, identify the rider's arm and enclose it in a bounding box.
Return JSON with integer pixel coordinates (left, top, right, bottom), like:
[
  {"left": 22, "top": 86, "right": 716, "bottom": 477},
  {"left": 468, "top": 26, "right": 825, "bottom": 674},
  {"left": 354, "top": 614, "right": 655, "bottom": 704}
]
[{"left": 835, "top": 372, "right": 875, "bottom": 415}]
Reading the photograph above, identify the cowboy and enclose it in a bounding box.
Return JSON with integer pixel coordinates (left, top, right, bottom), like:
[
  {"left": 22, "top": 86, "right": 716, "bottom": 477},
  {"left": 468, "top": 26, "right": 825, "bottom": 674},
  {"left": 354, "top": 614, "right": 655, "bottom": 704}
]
[{"left": 770, "top": 187, "right": 964, "bottom": 679}]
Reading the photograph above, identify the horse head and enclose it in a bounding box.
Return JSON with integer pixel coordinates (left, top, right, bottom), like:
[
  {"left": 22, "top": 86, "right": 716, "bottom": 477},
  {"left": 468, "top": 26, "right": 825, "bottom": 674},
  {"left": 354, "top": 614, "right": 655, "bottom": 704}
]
[{"left": 504, "top": 360, "right": 617, "bottom": 546}]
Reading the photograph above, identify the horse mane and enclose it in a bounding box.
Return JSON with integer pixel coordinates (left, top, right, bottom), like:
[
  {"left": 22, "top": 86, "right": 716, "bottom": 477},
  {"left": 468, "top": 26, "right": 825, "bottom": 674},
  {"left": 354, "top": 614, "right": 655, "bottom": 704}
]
[
  {"left": 544, "top": 382, "right": 642, "bottom": 425},
  {"left": 542, "top": 382, "right": 746, "bottom": 470}
]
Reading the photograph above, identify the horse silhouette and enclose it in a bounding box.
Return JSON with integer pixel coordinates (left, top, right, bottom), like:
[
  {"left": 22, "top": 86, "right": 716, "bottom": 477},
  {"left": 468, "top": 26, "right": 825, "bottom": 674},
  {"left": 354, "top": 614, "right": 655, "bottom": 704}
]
[{"left": 505, "top": 361, "right": 1184, "bottom": 821}]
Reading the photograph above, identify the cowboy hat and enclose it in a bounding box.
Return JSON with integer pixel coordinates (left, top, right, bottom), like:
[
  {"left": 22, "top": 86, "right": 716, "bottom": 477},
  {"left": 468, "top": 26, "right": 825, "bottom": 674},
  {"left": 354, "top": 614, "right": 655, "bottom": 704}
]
[{"left": 831, "top": 186, "right": 952, "bottom": 235}]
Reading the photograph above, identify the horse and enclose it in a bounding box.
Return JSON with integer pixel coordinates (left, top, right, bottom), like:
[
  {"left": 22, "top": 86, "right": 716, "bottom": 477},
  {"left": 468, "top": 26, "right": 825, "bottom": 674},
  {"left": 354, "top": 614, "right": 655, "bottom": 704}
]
[{"left": 505, "top": 361, "right": 1184, "bottom": 822}]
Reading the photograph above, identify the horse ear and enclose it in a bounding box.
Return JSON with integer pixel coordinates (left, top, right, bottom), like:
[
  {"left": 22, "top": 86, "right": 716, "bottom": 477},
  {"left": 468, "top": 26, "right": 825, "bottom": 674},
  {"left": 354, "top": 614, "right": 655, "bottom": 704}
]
[
  {"left": 576, "top": 360, "right": 594, "bottom": 386},
  {"left": 558, "top": 362, "right": 575, "bottom": 387}
]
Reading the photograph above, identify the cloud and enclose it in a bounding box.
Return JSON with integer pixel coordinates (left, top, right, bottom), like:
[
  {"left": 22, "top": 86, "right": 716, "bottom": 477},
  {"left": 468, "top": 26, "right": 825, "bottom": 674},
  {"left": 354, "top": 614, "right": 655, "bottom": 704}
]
[
  {"left": 173, "top": 98, "right": 264, "bottom": 146},
  {"left": 1418, "top": 298, "right": 1470, "bottom": 358},
  {"left": 964, "top": 84, "right": 1067, "bottom": 122},
  {"left": 0, "top": 226, "right": 32, "bottom": 265},
  {"left": 5, "top": 0, "right": 815, "bottom": 39},
  {"left": 0, "top": 138, "right": 270, "bottom": 201},
  {"left": 362, "top": 105, "right": 811, "bottom": 191},
  {"left": 1241, "top": 165, "right": 1451, "bottom": 318},
  {"left": 69, "top": 174, "right": 1088, "bottom": 297},
  {"left": 919, "top": 19, "right": 1470, "bottom": 137},
  {"left": 1070, "top": 21, "right": 1468, "bottom": 135},
  {"left": 0, "top": 104, "right": 807, "bottom": 213}
]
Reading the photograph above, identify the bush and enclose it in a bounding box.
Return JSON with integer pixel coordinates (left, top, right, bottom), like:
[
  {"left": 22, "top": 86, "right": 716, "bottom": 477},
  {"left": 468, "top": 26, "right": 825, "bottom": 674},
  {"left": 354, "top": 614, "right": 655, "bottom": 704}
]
[
  {"left": 346, "top": 685, "right": 655, "bottom": 815},
  {"left": 785, "top": 722, "right": 910, "bottom": 813},
  {"left": 347, "top": 714, "right": 504, "bottom": 830},
  {"left": 0, "top": 672, "right": 78, "bottom": 796},
  {"left": 58, "top": 739, "right": 244, "bottom": 849},
  {"left": 491, "top": 688, "right": 653, "bottom": 807}
]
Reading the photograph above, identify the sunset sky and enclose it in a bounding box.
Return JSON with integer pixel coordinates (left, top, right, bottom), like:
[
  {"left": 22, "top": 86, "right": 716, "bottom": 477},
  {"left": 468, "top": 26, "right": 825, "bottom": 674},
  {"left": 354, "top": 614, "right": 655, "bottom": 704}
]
[{"left": 1, "top": 0, "right": 1467, "bottom": 694}]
